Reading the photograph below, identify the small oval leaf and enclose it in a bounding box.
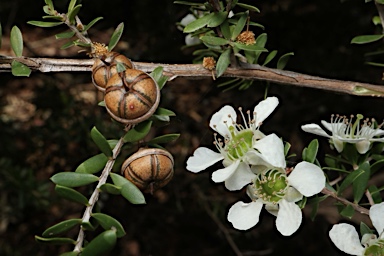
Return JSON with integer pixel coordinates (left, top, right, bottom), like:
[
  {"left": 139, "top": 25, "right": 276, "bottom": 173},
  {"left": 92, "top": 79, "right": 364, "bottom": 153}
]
[
  {"left": 234, "top": 42, "right": 267, "bottom": 52},
  {"left": 236, "top": 3, "right": 260, "bottom": 12},
  {"left": 216, "top": 48, "right": 231, "bottom": 77},
  {"left": 110, "top": 173, "right": 145, "bottom": 204},
  {"left": 207, "top": 11, "right": 228, "bottom": 27},
  {"left": 11, "top": 60, "right": 31, "bottom": 77},
  {"left": 35, "top": 235, "right": 76, "bottom": 245},
  {"left": 92, "top": 213, "right": 126, "bottom": 238},
  {"left": 277, "top": 52, "right": 294, "bottom": 70},
  {"left": 75, "top": 153, "right": 108, "bottom": 174},
  {"left": 10, "top": 26, "right": 23, "bottom": 56},
  {"left": 68, "top": 4, "right": 82, "bottom": 24},
  {"left": 81, "top": 230, "right": 117, "bottom": 256},
  {"left": 263, "top": 50, "right": 278, "bottom": 66},
  {"left": 55, "top": 185, "right": 89, "bottom": 205},
  {"left": 183, "top": 13, "right": 214, "bottom": 33},
  {"left": 91, "top": 127, "right": 113, "bottom": 158},
  {"left": 148, "top": 134, "right": 180, "bottom": 144},
  {"left": 51, "top": 172, "right": 99, "bottom": 187},
  {"left": 302, "top": 139, "right": 318, "bottom": 164},
  {"left": 99, "top": 183, "right": 121, "bottom": 195},
  {"left": 27, "top": 20, "right": 64, "bottom": 27},
  {"left": 42, "top": 218, "right": 82, "bottom": 237},
  {"left": 231, "top": 11, "right": 248, "bottom": 40},
  {"left": 123, "top": 120, "right": 152, "bottom": 143},
  {"left": 351, "top": 34, "right": 384, "bottom": 44},
  {"left": 83, "top": 17, "right": 103, "bottom": 32},
  {"left": 55, "top": 31, "right": 75, "bottom": 39},
  {"left": 108, "top": 22, "right": 124, "bottom": 51},
  {"left": 200, "top": 35, "right": 230, "bottom": 46}
]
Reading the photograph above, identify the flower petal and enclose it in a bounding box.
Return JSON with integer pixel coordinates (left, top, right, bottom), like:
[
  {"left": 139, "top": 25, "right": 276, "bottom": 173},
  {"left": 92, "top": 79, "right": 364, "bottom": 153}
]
[
  {"left": 287, "top": 161, "right": 325, "bottom": 197},
  {"left": 253, "top": 133, "right": 286, "bottom": 169},
  {"left": 209, "top": 105, "right": 237, "bottom": 137},
  {"left": 254, "top": 97, "right": 279, "bottom": 126},
  {"left": 224, "top": 162, "right": 256, "bottom": 191},
  {"left": 180, "top": 13, "right": 196, "bottom": 26},
  {"left": 212, "top": 160, "right": 240, "bottom": 183},
  {"left": 329, "top": 223, "right": 365, "bottom": 256},
  {"left": 301, "top": 123, "right": 331, "bottom": 138},
  {"left": 227, "top": 201, "right": 263, "bottom": 230},
  {"left": 275, "top": 199, "right": 302, "bottom": 236},
  {"left": 186, "top": 147, "right": 224, "bottom": 173},
  {"left": 370, "top": 202, "right": 384, "bottom": 235},
  {"left": 355, "top": 140, "right": 370, "bottom": 154}
]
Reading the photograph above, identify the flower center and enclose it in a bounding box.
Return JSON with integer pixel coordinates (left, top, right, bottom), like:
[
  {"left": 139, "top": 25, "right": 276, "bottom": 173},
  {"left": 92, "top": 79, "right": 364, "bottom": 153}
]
[
  {"left": 254, "top": 169, "right": 288, "bottom": 204},
  {"left": 225, "top": 129, "right": 254, "bottom": 159},
  {"left": 364, "top": 240, "right": 384, "bottom": 256}
]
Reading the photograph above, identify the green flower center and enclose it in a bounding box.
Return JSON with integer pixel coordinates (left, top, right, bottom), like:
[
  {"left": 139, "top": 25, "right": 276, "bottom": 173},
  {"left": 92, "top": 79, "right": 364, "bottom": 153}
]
[
  {"left": 226, "top": 129, "right": 253, "bottom": 159},
  {"left": 364, "top": 240, "right": 384, "bottom": 256},
  {"left": 254, "top": 169, "right": 288, "bottom": 204}
]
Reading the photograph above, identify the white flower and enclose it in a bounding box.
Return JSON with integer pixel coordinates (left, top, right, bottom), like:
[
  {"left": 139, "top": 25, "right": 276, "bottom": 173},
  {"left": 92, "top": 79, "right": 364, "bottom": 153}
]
[
  {"left": 329, "top": 202, "right": 384, "bottom": 255},
  {"left": 302, "top": 114, "right": 384, "bottom": 154},
  {"left": 227, "top": 161, "right": 325, "bottom": 236},
  {"left": 186, "top": 97, "right": 279, "bottom": 191}
]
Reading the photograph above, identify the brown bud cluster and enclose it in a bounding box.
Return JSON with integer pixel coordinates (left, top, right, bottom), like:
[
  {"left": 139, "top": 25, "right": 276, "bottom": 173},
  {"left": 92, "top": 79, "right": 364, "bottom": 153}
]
[{"left": 236, "top": 31, "right": 256, "bottom": 45}]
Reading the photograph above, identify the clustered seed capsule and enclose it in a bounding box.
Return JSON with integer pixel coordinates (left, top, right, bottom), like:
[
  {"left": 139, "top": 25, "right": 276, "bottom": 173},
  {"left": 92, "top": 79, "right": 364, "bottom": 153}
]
[{"left": 121, "top": 148, "right": 174, "bottom": 193}]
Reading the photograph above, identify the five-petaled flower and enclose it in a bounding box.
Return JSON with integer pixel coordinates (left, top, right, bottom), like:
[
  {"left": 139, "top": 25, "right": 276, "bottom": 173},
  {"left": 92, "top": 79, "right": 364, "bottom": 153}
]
[
  {"left": 227, "top": 146, "right": 325, "bottom": 236},
  {"left": 186, "top": 97, "right": 279, "bottom": 191},
  {"left": 301, "top": 114, "right": 384, "bottom": 154},
  {"left": 329, "top": 202, "right": 384, "bottom": 256}
]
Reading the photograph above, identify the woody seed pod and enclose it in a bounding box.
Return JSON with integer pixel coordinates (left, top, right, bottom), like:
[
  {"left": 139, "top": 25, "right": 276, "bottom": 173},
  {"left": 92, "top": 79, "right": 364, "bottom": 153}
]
[
  {"left": 91, "top": 51, "right": 134, "bottom": 92},
  {"left": 104, "top": 69, "right": 160, "bottom": 124},
  {"left": 121, "top": 148, "right": 174, "bottom": 193}
]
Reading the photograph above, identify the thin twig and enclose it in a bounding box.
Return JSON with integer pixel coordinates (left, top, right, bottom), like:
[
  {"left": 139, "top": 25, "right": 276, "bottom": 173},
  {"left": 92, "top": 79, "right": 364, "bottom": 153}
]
[
  {"left": 321, "top": 187, "right": 370, "bottom": 215},
  {"left": 1, "top": 56, "right": 384, "bottom": 97},
  {"left": 73, "top": 133, "right": 127, "bottom": 252}
]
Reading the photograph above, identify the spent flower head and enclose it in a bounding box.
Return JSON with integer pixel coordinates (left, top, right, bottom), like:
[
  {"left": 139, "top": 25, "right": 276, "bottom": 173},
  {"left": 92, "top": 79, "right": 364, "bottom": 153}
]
[
  {"left": 186, "top": 97, "right": 279, "bottom": 190},
  {"left": 302, "top": 114, "right": 384, "bottom": 154}
]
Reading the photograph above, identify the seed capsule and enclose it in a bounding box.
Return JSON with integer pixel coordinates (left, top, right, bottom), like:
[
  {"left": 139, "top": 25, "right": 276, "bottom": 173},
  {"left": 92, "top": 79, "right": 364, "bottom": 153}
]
[
  {"left": 104, "top": 69, "right": 160, "bottom": 124},
  {"left": 91, "top": 52, "right": 134, "bottom": 92},
  {"left": 121, "top": 148, "right": 174, "bottom": 193}
]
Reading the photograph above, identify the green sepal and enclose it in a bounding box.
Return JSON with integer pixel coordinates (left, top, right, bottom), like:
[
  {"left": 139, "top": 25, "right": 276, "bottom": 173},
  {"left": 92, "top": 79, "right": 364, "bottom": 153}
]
[
  {"left": 11, "top": 60, "right": 31, "bottom": 77},
  {"left": 352, "top": 162, "right": 370, "bottom": 203},
  {"left": 108, "top": 22, "right": 124, "bottom": 51},
  {"left": 92, "top": 213, "right": 126, "bottom": 238},
  {"left": 231, "top": 11, "right": 248, "bottom": 40},
  {"left": 35, "top": 235, "right": 76, "bottom": 245},
  {"left": 277, "top": 52, "right": 294, "bottom": 69},
  {"left": 207, "top": 11, "right": 228, "bottom": 27},
  {"left": 200, "top": 35, "right": 230, "bottom": 46},
  {"left": 10, "top": 26, "right": 23, "bottom": 57},
  {"left": 80, "top": 230, "right": 117, "bottom": 256},
  {"left": 42, "top": 218, "right": 82, "bottom": 237},
  {"left": 27, "top": 20, "right": 63, "bottom": 27},
  {"left": 216, "top": 48, "right": 231, "bottom": 77},
  {"left": 183, "top": 13, "right": 214, "bottom": 33},
  {"left": 123, "top": 120, "right": 152, "bottom": 143},
  {"left": 302, "top": 139, "right": 318, "bottom": 164},
  {"left": 99, "top": 183, "right": 122, "bottom": 195},
  {"left": 75, "top": 153, "right": 108, "bottom": 174},
  {"left": 148, "top": 134, "right": 180, "bottom": 144},
  {"left": 55, "top": 185, "right": 89, "bottom": 205},
  {"left": 110, "top": 173, "right": 146, "bottom": 204},
  {"left": 91, "top": 126, "right": 113, "bottom": 158},
  {"left": 351, "top": 34, "right": 384, "bottom": 44},
  {"left": 51, "top": 172, "right": 99, "bottom": 187}
]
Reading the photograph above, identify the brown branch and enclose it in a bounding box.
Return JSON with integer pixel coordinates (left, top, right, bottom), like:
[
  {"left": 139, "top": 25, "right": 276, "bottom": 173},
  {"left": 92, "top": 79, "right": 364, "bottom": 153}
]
[
  {"left": 1, "top": 56, "right": 384, "bottom": 97},
  {"left": 321, "top": 187, "right": 369, "bottom": 215}
]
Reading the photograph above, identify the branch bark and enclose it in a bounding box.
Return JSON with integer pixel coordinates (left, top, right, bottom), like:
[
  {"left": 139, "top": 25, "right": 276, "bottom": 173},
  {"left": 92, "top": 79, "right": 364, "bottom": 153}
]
[{"left": 1, "top": 56, "right": 384, "bottom": 97}]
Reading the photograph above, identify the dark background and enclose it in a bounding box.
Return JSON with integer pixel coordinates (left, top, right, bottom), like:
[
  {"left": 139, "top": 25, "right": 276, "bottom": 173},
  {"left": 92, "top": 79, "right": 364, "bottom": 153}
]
[{"left": 0, "top": 0, "right": 383, "bottom": 255}]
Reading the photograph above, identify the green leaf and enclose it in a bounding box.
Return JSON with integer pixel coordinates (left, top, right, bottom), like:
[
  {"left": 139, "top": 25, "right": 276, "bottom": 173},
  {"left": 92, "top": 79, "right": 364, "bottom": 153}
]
[
  {"left": 360, "top": 222, "right": 373, "bottom": 237},
  {"left": 81, "top": 230, "right": 117, "bottom": 256},
  {"left": 11, "top": 60, "right": 31, "bottom": 77},
  {"left": 157, "top": 76, "right": 168, "bottom": 90},
  {"left": 42, "top": 218, "right": 82, "bottom": 237},
  {"left": 338, "top": 169, "right": 365, "bottom": 194},
  {"left": 10, "top": 26, "right": 23, "bottom": 57},
  {"left": 92, "top": 213, "right": 126, "bottom": 238},
  {"left": 55, "top": 31, "right": 75, "bottom": 39},
  {"left": 236, "top": 2, "right": 260, "bottom": 12},
  {"left": 351, "top": 35, "right": 384, "bottom": 44},
  {"left": 51, "top": 172, "right": 99, "bottom": 187},
  {"left": 234, "top": 42, "right": 267, "bottom": 52},
  {"left": 207, "top": 11, "right": 228, "bottom": 27},
  {"left": 75, "top": 153, "right": 108, "bottom": 174},
  {"left": 368, "top": 185, "right": 383, "bottom": 203},
  {"left": 67, "top": 4, "right": 82, "bottom": 25},
  {"left": 183, "top": 13, "right": 214, "bottom": 33},
  {"left": 340, "top": 204, "right": 355, "bottom": 219},
  {"left": 216, "top": 48, "right": 231, "bottom": 77},
  {"left": 150, "top": 66, "right": 164, "bottom": 83},
  {"left": 123, "top": 120, "right": 152, "bottom": 143},
  {"left": 173, "top": 1, "right": 203, "bottom": 6},
  {"left": 148, "top": 134, "right": 180, "bottom": 144},
  {"left": 302, "top": 139, "right": 318, "bottom": 164},
  {"left": 99, "top": 183, "right": 121, "bottom": 195},
  {"left": 277, "top": 52, "right": 294, "bottom": 69},
  {"left": 231, "top": 11, "right": 248, "bottom": 40},
  {"left": 83, "top": 17, "right": 104, "bottom": 32},
  {"left": 43, "top": 15, "right": 65, "bottom": 21},
  {"left": 155, "top": 107, "right": 176, "bottom": 117},
  {"left": 45, "top": 0, "right": 54, "bottom": 10},
  {"left": 68, "top": 0, "right": 77, "bottom": 12},
  {"left": 352, "top": 162, "right": 370, "bottom": 202},
  {"left": 35, "top": 236, "right": 76, "bottom": 245},
  {"left": 200, "top": 36, "right": 230, "bottom": 46},
  {"left": 61, "top": 41, "right": 75, "bottom": 49},
  {"left": 373, "top": 16, "right": 381, "bottom": 26},
  {"left": 110, "top": 173, "right": 146, "bottom": 204},
  {"left": 91, "top": 127, "right": 113, "bottom": 158},
  {"left": 220, "top": 20, "right": 231, "bottom": 40},
  {"left": 263, "top": 50, "right": 277, "bottom": 66},
  {"left": 55, "top": 185, "right": 89, "bottom": 205},
  {"left": 27, "top": 20, "right": 63, "bottom": 27},
  {"left": 108, "top": 22, "right": 124, "bottom": 51}
]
